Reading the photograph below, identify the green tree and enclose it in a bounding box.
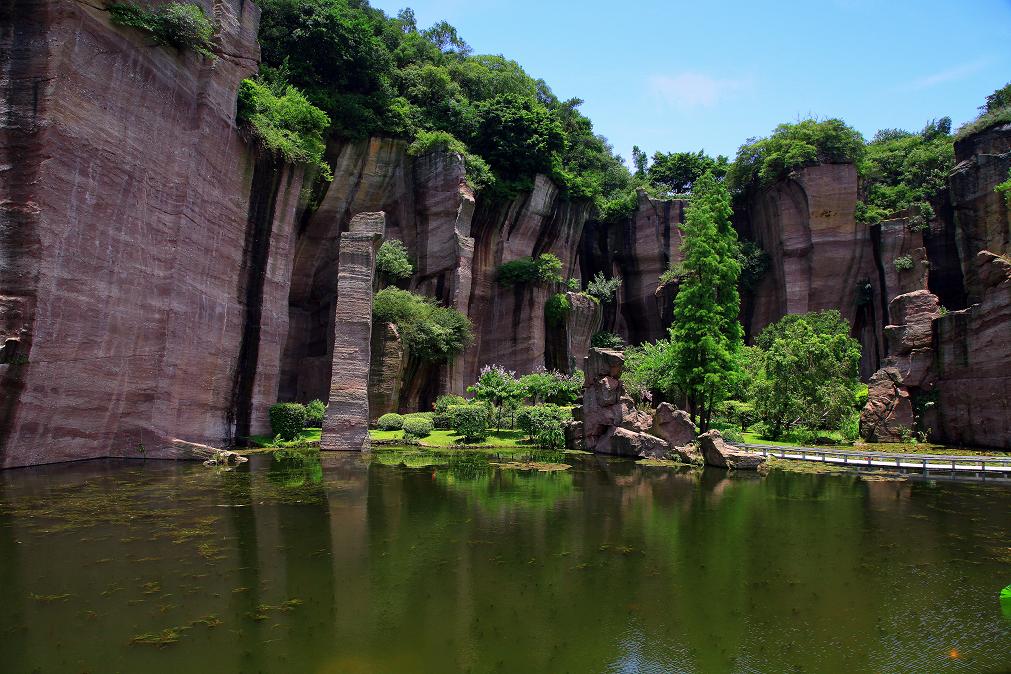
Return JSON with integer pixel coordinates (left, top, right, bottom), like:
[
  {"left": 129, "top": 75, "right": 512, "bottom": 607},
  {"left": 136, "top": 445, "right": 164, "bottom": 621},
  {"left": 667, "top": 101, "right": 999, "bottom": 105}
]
[
  {"left": 646, "top": 150, "right": 729, "bottom": 195},
  {"left": 372, "top": 288, "right": 472, "bottom": 362},
  {"left": 667, "top": 171, "right": 743, "bottom": 431},
  {"left": 376, "top": 239, "right": 414, "bottom": 283},
  {"left": 467, "top": 365, "right": 525, "bottom": 428},
  {"left": 469, "top": 93, "right": 565, "bottom": 179},
  {"left": 750, "top": 311, "right": 862, "bottom": 438}
]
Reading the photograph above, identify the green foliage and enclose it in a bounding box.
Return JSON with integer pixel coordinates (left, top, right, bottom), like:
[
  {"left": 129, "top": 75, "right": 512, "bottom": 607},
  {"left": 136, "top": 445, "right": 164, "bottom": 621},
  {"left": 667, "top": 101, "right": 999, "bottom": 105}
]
[
  {"left": 997, "top": 167, "right": 1011, "bottom": 208},
  {"left": 255, "top": 0, "right": 633, "bottom": 205},
  {"left": 957, "top": 82, "right": 1011, "bottom": 139},
  {"left": 269, "top": 402, "right": 308, "bottom": 441},
  {"left": 468, "top": 365, "right": 525, "bottom": 427},
  {"left": 738, "top": 241, "right": 769, "bottom": 291},
  {"left": 716, "top": 400, "right": 757, "bottom": 431},
  {"left": 590, "top": 331, "right": 625, "bottom": 349},
  {"left": 544, "top": 293, "right": 572, "bottom": 327},
  {"left": 584, "top": 271, "right": 621, "bottom": 303},
  {"left": 666, "top": 172, "right": 743, "bottom": 431},
  {"left": 377, "top": 413, "right": 404, "bottom": 431},
  {"left": 750, "top": 310, "right": 862, "bottom": 438},
  {"left": 857, "top": 118, "right": 953, "bottom": 226},
  {"left": 645, "top": 150, "right": 729, "bottom": 195},
  {"left": 893, "top": 255, "right": 915, "bottom": 272},
  {"left": 402, "top": 416, "right": 434, "bottom": 439},
  {"left": 433, "top": 394, "right": 467, "bottom": 429},
  {"left": 407, "top": 130, "right": 494, "bottom": 191},
  {"left": 237, "top": 79, "right": 332, "bottom": 179},
  {"left": 450, "top": 404, "right": 490, "bottom": 442},
  {"left": 516, "top": 404, "right": 569, "bottom": 449},
  {"left": 376, "top": 239, "right": 414, "bottom": 282},
  {"left": 495, "top": 254, "right": 563, "bottom": 286},
  {"left": 727, "top": 118, "right": 865, "bottom": 193},
  {"left": 373, "top": 288, "right": 473, "bottom": 362},
  {"left": 567, "top": 277, "right": 581, "bottom": 291},
  {"left": 518, "top": 369, "right": 583, "bottom": 405},
  {"left": 108, "top": 2, "right": 215, "bottom": 57},
  {"left": 304, "top": 399, "right": 326, "bottom": 427}
]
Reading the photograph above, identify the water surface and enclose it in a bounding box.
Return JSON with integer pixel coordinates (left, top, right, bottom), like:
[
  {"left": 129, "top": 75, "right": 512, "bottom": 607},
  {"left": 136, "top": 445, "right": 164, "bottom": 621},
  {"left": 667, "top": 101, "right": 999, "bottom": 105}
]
[{"left": 1, "top": 449, "right": 1009, "bottom": 673}]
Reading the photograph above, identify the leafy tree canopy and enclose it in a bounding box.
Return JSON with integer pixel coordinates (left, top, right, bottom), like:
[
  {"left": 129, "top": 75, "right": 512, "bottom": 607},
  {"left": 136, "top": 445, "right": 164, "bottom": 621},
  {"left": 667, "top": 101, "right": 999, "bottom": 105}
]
[{"left": 373, "top": 288, "right": 472, "bottom": 362}]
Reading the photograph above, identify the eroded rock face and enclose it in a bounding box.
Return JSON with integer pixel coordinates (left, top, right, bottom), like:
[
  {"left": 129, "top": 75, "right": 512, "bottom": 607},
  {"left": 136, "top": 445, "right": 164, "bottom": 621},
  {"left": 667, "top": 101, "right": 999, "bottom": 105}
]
[
  {"left": 546, "top": 292, "right": 602, "bottom": 373},
  {"left": 746, "top": 164, "right": 883, "bottom": 378},
  {"left": 651, "top": 403, "right": 697, "bottom": 448},
  {"left": 0, "top": 0, "right": 304, "bottom": 467},
  {"left": 321, "top": 213, "right": 384, "bottom": 451},
  {"left": 610, "top": 427, "right": 669, "bottom": 459},
  {"left": 368, "top": 322, "right": 405, "bottom": 422},
  {"left": 698, "top": 430, "right": 765, "bottom": 470},
  {"left": 860, "top": 367, "right": 915, "bottom": 442}
]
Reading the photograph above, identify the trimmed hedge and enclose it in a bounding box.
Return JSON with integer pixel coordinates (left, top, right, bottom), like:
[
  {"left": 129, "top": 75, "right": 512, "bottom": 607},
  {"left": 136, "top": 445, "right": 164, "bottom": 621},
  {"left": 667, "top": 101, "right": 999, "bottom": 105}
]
[
  {"left": 433, "top": 394, "right": 467, "bottom": 429},
  {"left": 377, "top": 413, "right": 405, "bottom": 431},
  {"left": 269, "top": 402, "right": 307, "bottom": 441},
  {"left": 450, "top": 404, "right": 490, "bottom": 443},
  {"left": 403, "top": 416, "right": 434, "bottom": 439},
  {"left": 305, "top": 399, "right": 326, "bottom": 427}
]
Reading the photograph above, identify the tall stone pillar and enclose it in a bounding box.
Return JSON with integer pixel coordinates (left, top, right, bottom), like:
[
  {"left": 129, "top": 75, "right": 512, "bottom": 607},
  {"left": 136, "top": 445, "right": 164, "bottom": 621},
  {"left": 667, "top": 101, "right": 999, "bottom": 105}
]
[{"left": 321, "top": 212, "right": 385, "bottom": 451}]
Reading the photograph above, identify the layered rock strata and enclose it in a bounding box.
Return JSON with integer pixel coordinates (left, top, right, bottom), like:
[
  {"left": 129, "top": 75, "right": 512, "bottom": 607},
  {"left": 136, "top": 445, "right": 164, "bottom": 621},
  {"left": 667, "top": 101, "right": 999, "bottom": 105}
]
[{"left": 321, "top": 213, "right": 384, "bottom": 451}]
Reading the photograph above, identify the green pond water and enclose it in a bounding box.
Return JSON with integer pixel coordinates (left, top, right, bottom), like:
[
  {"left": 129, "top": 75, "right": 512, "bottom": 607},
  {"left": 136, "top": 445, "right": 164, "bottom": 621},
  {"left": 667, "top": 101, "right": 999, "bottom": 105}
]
[{"left": 1, "top": 449, "right": 1009, "bottom": 674}]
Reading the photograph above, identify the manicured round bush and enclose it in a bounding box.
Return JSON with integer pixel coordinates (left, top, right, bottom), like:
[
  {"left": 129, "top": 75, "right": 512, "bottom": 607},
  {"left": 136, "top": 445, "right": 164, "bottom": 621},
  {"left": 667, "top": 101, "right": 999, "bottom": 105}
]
[
  {"left": 516, "top": 404, "right": 568, "bottom": 448},
  {"left": 377, "top": 413, "right": 404, "bottom": 431},
  {"left": 403, "top": 416, "right": 434, "bottom": 439},
  {"left": 450, "top": 404, "right": 490, "bottom": 443},
  {"left": 269, "top": 402, "right": 307, "bottom": 441},
  {"left": 304, "top": 399, "right": 326, "bottom": 427}
]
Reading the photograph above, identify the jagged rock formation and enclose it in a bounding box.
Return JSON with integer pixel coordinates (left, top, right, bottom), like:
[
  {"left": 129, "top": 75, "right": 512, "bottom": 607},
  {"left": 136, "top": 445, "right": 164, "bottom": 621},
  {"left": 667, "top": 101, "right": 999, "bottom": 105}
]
[
  {"left": 581, "top": 348, "right": 669, "bottom": 458},
  {"left": 545, "top": 291, "right": 602, "bottom": 373},
  {"left": 860, "top": 367, "right": 916, "bottom": 442},
  {"left": 0, "top": 0, "right": 304, "bottom": 468},
  {"left": 367, "top": 323, "right": 405, "bottom": 422},
  {"left": 320, "top": 213, "right": 383, "bottom": 451}
]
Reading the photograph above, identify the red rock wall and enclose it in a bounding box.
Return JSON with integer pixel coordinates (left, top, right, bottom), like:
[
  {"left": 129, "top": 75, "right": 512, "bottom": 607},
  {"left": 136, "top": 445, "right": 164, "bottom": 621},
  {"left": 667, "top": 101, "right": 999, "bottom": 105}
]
[
  {"left": 0, "top": 0, "right": 303, "bottom": 467},
  {"left": 746, "top": 163, "right": 884, "bottom": 377}
]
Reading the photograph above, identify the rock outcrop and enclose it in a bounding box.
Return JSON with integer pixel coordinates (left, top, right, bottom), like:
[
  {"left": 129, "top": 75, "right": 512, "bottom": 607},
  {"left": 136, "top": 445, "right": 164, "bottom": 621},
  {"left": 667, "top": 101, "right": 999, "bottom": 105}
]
[
  {"left": 581, "top": 348, "right": 668, "bottom": 458},
  {"left": 545, "top": 292, "right": 602, "bottom": 374},
  {"left": 698, "top": 430, "right": 765, "bottom": 470},
  {"left": 368, "top": 323, "right": 405, "bottom": 422},
  {"left": 860, "top": 367, "right": 916, "bottom": 442},
  {"left": 321, "top": 213, "right": 384, "bottom": 451},
  {"left": 0, "top": 0, "right": 304, "bottom": 468}
]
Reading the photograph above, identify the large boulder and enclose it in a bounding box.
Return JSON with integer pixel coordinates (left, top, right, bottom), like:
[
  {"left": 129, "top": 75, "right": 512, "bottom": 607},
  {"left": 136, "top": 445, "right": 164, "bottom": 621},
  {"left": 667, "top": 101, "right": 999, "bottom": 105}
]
[
  {"left": 564, "top": 421, "right": 585, "bottom": 451},
  {"left": 860, "top": 367, "right": 915, "bottom": 442},
  {"left": 651, "top": 403, "right": 696, "bottom": 447},
  {"left": 609, "top": 428, "right": 669, "bottom": 459},
  {"left": 884, "top": 290, "right": 941, "bottom": 355},
  {"left": 698, "top": 430, "right": 765, "bottom": 470},
  {"left": 619, "top": 397, "right": 654, "bottom": 433}
]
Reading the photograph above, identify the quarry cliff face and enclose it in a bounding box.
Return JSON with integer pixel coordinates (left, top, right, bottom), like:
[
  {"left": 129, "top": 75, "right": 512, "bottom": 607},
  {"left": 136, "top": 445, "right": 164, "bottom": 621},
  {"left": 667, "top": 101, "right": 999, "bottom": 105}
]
[
  {"left": 1, "top": 0, "right": 304, "bottom": 468},
  {"left": 2, "top": 3, "right": 1009, "bottom": 466}
]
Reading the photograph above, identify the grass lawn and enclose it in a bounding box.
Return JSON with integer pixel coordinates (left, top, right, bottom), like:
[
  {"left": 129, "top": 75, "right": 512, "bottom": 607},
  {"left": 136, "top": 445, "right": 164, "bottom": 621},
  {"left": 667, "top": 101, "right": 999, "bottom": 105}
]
[
  {"left": 739, "top": 432, "right": 849, "bottom": 449},
  {"left": 370, "top": 428, "right": 528, "bottom": 448},
  {"left": 248, "top": 428, "right": 321, "bottom": 448}
]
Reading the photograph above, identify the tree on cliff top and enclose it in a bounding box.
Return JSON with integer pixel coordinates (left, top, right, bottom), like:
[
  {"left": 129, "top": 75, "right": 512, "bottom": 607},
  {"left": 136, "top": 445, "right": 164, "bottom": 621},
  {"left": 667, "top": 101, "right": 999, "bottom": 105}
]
[
  {"left": 667, "top": 171, "right": 743, "bottom": 431},
  {"left": 646, "top": 150, "right": 729, "bottom": 196},
  {"left": 726, "top": 118, "right": 865, "bottom": 194},
  {"left": 956, "top": 81, "right": 1011, "bottom": 140}
]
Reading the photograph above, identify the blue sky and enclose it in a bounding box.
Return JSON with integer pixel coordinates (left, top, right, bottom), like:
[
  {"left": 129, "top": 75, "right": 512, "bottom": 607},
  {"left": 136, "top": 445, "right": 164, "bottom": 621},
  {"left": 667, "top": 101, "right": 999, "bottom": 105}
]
[{"left": 369, "top": 0, "right": 1011, "bottom": 164}]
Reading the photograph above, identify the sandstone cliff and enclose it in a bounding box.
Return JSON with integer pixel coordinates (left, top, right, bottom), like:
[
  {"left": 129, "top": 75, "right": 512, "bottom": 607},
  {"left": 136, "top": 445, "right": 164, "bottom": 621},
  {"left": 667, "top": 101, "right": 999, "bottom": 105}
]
[{"left": 1, "top": 0, "right": 304, "bottom": 467}]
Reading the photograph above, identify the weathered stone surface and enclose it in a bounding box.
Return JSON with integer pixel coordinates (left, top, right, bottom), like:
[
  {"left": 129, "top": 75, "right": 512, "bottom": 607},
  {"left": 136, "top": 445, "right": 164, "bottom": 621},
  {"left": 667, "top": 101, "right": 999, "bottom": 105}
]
[
  {"left": 321, "top": 215, "right": 384, "bottom": 452},
  {"left": 580, "top": 192, "right": 686, "bottom": 343},
  {"left": 670, "top": 444, "right": 704, "bottom": 466},
  {"left": 564, "top": 420, "right": 585, "bottom": 451},
  {"left": 587, "top": 348, "right": 624, "bottom": 379},
  {"left": 651, "top": 403, "right": 696, "bottom": 447},
  {"left": 860, "top": 367, "right": 915, "bottom": 442},
  {"left": 885, "top": 290, "right": 941, "bottom": 355},
  {"left": 609, "top": 428, "right": 669, "bottom": 459},
  {"left": 746, "top": 163, "right": 883, "bottom": 378},
  {"left": 698, "top": 430, "right": 766, "bottom": 470},
  {"left": 546, "top": 291, "right": 602, "bottom": 373},
  {"left": 877, "top": 217, "right": 929, "bottom": 300},
  {"left": 0, "top": 0, "right": 304, "bottom": 468},
  {"left": 368, "top": 322, "right": 405, "bottom": 422}
]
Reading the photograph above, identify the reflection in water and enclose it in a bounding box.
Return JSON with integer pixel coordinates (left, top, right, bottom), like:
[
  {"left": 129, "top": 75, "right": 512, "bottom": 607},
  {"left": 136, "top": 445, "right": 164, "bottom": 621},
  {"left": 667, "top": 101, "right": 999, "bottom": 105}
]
[{"left": 0, "top": 451, "right": 1008, "bottom": 673}]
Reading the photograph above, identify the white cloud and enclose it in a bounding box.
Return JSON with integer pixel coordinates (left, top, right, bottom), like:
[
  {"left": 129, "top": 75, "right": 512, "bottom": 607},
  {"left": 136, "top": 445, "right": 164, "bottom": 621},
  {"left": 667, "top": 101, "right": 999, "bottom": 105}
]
[
  {"left": 901, "top": 59, "right": 989, "bottom": 91},
  {"left": 648, "top": 72, "right": 752, "bottom": 110}
]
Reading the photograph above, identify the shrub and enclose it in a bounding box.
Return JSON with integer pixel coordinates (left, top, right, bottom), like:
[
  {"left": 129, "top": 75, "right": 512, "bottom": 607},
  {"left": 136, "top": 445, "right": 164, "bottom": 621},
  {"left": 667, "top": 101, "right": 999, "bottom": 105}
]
[
  {"left": 305, "top": 399, "right": 326, "bottom": 427},
  {"left": 519, "top": 369, "right": 583, "bottom": 405},
  {"left": 516, "top": 404, "right": 569, "bottom": 448},
  {"left": 402, "top": 416, "right": 434, "bottom": 439},
  {"left": 495, "top": 254, "right": 563, "bottom": 286},
  {"left": 433, "top": 394, "right": 467, "bottom": 429},
  {"left": 997, "top": 168, "right": 1011, "bottom": 208},
  {"left": 450, "top": 404, "right": 490, "bottom": 442},
  {"left": 373, "top": 288, "right": 473, "bottom": 362},
  {"left": 376, "top": 240, "right": 414, "bottom": 281},
  {"left": 716, "top": 400, "right": 756, "bottom": 431},
  {"left": 237, "top": 79, "right": 332, "bottom": 179},
  {"left": 591, "top": 331, "right": 625, "bottom": 349},
  {"left": 544, "top": 293, "right": 571, "bottom": 326},
  {"left": 269, "top": 402, "right": 307, "bottom": 441},
  {"left": 893, "top": 255, "right": 915, "bottom": 272},
  {"left": 720, "top": 427, "right": 745, "bottom": 444},
  {"left": 377, "top": 413, "right": 405, "bottom": 431},
  {"left": 407, "top": 130, "right": 494, "bottom": 191},
  {"left": 584, "top": 271, "right": 621, "bottom": 303},
  {"left": 109, "top": 2, "right": 215, "bottom": 57},
  {"left": 956, "top": 82, "right": 1011, "bottom": 140}
]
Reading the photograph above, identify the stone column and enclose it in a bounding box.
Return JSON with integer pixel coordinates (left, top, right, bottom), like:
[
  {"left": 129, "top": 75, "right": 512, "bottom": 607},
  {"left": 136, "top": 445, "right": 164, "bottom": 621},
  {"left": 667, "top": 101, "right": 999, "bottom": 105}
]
[{"left": 321, "top": 212, "right": 385, "bottom": 451}]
